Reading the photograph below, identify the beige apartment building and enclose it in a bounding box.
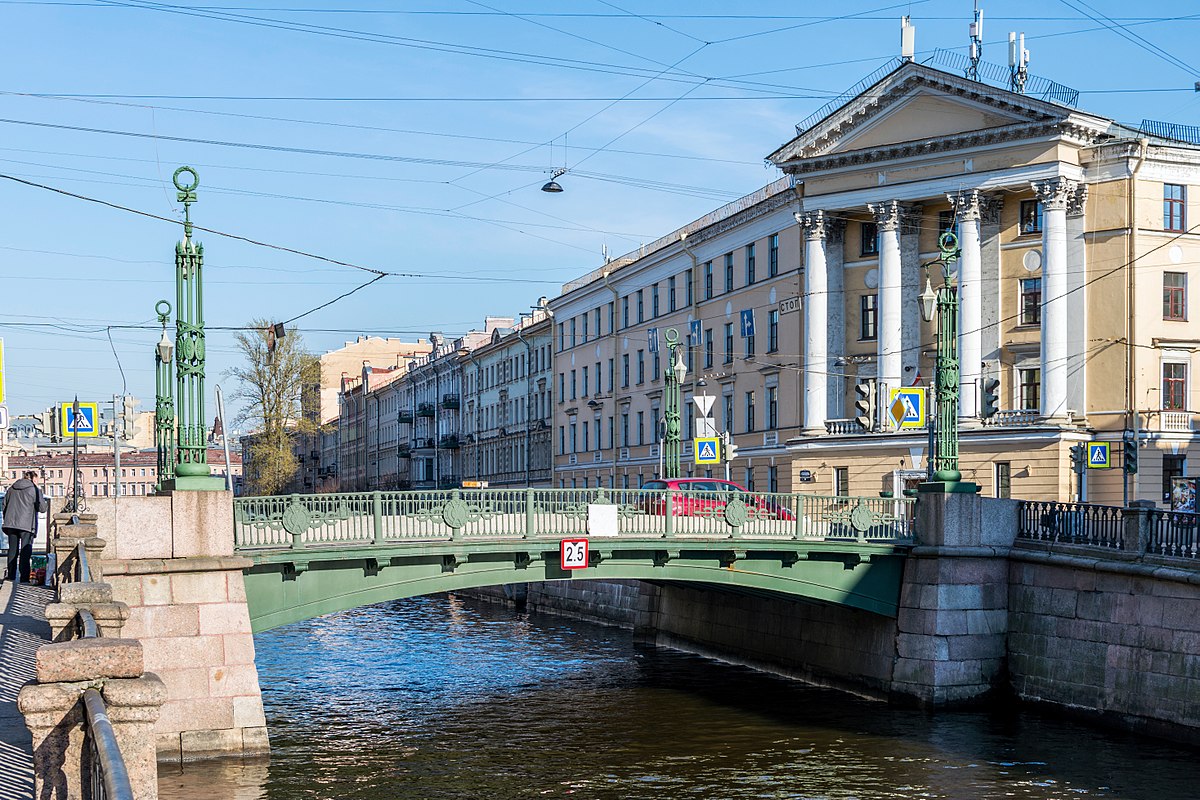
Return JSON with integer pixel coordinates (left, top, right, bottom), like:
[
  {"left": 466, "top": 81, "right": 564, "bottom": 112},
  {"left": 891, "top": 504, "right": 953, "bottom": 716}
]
[{"left": 551, "top": 60, "right": 1198, "bottom": 507}]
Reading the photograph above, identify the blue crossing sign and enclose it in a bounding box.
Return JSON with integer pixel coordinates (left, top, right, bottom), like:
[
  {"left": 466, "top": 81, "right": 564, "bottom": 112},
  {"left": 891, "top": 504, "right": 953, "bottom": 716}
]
[
  {"left": 694, "top": 437, "right": 721, "bottom": 464},
  {"left": 59, "top": 401, "right": 99, "bottom": 438},
  {"left": 888, "top": 388, "right": 925, "bottom": 429},
  {"left": 1087, "top": 442, "right": 1111, "bottom": 469}
]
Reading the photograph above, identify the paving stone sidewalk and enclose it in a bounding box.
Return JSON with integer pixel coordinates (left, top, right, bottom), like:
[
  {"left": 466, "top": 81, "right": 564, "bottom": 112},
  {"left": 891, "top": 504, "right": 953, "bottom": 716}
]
[{"left": 0, "top": 581, "right": 51, "bottom": 800}]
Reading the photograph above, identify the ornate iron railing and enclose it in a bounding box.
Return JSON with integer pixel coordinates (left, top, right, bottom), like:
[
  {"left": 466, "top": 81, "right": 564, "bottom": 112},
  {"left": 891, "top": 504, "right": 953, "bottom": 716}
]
[
  {"left": 1147, "top": 509, "right": 1199, "bottom": 559},
  {"left": 232, "top": 489, "right": 915, "bottom": 550},
  {"left": 1016, "top": 500, "right": 1125, "bottom": 549}
]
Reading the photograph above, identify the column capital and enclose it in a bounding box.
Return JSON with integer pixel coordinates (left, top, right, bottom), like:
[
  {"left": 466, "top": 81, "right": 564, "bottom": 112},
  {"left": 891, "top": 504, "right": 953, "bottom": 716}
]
[
  {"left": 946, "top": 190, "right": 1004, "bottom": 223},
  {"left": 867, "top": 200, "right": 920, "bottom": 233},
  {"left": 1031, "top": 177, "right": 1087, "bottom": 215},
  {"left": 794, "top": 210, "right": 843, "bottom": 243}
]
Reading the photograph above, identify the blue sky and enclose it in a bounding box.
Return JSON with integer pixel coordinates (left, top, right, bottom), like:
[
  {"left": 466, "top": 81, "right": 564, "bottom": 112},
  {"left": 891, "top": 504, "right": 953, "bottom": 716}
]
[{"left": 3, "top": 0, "right": 1199, "bottom": 428}]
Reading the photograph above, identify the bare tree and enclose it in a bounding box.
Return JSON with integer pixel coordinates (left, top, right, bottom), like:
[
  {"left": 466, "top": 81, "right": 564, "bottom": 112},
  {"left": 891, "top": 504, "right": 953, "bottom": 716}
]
[{"left": 228, "top": 320, "right": 319, "bottom": 495}]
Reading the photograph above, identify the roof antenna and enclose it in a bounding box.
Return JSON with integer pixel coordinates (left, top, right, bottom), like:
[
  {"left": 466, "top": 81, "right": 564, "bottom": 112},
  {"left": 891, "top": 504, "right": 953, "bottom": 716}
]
[
  {"left": 1008, "top": 31, "right": 1029, "bottom": 93},
  {"left": 900, "top": 16, "right": 916, "bottom": 62},
  {"left": 967, "top": 1, "right": 984, "bottom": 81}
]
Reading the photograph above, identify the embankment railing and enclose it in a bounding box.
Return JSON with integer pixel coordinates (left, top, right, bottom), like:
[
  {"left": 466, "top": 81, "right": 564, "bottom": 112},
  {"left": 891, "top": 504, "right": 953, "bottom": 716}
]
[
  {"left": 233, "top": 489, "right": 915, "bottom": 550},
  {"left": 1017, "top": 500, "right": 1198, "bottom": 560}
]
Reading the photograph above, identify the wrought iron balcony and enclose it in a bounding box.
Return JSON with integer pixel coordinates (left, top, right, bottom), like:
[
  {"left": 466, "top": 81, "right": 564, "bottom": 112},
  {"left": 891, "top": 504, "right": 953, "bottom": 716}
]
[
  {"left": 441, "top": 394, "right": 461, "bottom": 410},
  {"left": 398, "top": 410, "right": 414, "bottom": 424},
  {"left": 398, "top": 445, "right": 412, "bottom": 458},
  {"left": 417, "top": 402, "right": 436, "bottom": 417},
  {"left": 439, "top": 434, "right": 461, "bottom": 449},
  {"left": 437, "top": 475, "right": 460, "bottom": 489}
]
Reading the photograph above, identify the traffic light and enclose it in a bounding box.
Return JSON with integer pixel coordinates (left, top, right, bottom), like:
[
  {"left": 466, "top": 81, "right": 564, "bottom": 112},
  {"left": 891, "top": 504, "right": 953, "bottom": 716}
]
[
  {"left": 854, "top": 380, "right": 876, "bottom": 431},
  {"left": 1069, "top": 443, "right": 1086, "bottom": 474},
  {"left": 981, "top": 378, "right": 1000, "bottom": 419},
  {"left": 1124, "top": 439, "right": 1139, "bottom": 475},
  {"left": 722, "top": 429, "right": 739, "bottom": 462}
]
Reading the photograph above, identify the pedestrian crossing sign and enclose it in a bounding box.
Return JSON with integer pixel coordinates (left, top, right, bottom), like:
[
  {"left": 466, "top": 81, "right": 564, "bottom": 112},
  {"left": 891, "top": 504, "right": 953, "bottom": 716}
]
[
  {"left": 694, "top": 437, "right": 721, "bottom": 464},
  {"left": 1087, "top": 442, "right": 1111, "bottom": 469},
  {"left": 60, "top": 401, "right": 99, "bottom": 438},
  {"left": 888, "top": 388, "right": 925, "bottom": 429}
]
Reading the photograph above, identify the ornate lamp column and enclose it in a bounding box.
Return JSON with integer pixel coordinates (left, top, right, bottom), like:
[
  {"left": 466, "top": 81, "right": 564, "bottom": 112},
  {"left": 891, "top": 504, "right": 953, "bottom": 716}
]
[
  {"left": 168, "top": 166, "right": 224, "bottom": 491},
  {"left": 662, "top": 328, "right": 686, "bottom": 479},
  {"left": 918, "top": 232, "right": 977, "bottom": 494},
  {"left": 154, "top": 300, "right": 175, "bottom": 492}
]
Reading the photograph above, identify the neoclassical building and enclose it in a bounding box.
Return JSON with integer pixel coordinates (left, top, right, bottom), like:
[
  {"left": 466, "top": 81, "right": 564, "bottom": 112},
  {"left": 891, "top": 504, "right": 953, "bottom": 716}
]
[{"left": 551, "top": 60, "right": 1197, "bottom": 506}]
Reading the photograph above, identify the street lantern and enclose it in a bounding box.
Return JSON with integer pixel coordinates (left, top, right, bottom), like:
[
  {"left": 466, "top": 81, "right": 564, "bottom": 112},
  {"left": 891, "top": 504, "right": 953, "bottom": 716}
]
[
  {"left": 153, "top": 299, "right": 175, "bottom": 492},
  {"left": 671, "top": 347, "right": 687, "bottom": 384},
  {"left": 917, "top": 230, "right": 977, "bottom": 492},
  {"left": 541, "top": 168, "right": 567, "bottom": 193}
]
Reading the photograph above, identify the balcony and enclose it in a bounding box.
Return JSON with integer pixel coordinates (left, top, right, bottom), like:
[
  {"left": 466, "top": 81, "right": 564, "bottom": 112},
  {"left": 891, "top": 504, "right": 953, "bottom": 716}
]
[
  {"left": 441, "top": 394, "right": 461, "bottom": 410},
  {"left": 825, "top": 418, "right": 865, "bottom": 434},
  {"left": 414, "top": 437, "right": 437, "bottom": 451},
  {"left": 982, "top": 409, "right": 1040, "bottom": 427},
  {"left": 398, "top": 445, "right": 412, "bottom": 458},
  {"left": 1159, "top": 411, "right": 1194, "bottom": 432},
  {"left": 439, "top": 434, "right": 461, "bottom": 449},
  {"left": 417, "top": 402, "right": 436, "bottom": 418},
  {"left": 438, "top": 476, "right": 460, "bottom": 490},
  {"left": 398, "top": 410, "right": 414, "bottom": 424}
]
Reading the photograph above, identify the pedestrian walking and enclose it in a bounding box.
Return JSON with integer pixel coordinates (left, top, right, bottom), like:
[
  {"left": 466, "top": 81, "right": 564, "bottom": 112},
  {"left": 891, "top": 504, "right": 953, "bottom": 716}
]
[{"left": 4, "top": 471, "right": 47, "bottom": 583}]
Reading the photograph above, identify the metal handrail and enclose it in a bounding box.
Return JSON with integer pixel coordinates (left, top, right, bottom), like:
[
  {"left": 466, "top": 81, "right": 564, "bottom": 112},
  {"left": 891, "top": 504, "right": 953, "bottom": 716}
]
[
  {"left": 77, "top": 608, "right": 99, "bottom": 640},
  {"left": 75, "top": 540, "right": 91, "bottom": 583},
  {"left": 83, "top": 689, "right": 135, "bottom": 800}
]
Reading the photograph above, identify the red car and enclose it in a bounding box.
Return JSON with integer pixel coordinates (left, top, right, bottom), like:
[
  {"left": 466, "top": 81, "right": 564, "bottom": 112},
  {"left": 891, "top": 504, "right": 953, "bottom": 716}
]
[{"left": 639, "top": 478, "right": 795, "bottom": 520}]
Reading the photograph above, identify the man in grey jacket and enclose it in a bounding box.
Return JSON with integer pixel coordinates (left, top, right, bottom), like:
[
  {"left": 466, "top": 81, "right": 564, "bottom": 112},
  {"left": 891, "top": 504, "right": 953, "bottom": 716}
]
[{"left": 4, "top": 471, "right": 45, "bottom": 584}]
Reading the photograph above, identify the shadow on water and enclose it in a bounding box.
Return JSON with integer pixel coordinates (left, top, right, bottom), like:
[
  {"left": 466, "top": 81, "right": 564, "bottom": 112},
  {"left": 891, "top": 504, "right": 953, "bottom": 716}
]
[{"left": 161, "top": 593, "right": 1199, "bottom": 800}]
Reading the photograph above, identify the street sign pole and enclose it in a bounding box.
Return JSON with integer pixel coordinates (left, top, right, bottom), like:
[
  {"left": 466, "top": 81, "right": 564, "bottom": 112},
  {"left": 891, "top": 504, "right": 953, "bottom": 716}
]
[
  {"left": 70, "top": 398, "right": 79, "bottom": 514},
  {"left": 113, "top": 394, "right": 121, "bottom": 500}
]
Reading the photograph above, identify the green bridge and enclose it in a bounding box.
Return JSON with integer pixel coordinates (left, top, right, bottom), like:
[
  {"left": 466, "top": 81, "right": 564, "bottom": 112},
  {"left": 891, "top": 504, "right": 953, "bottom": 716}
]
[{"left": 234, "top": 488, "right": 917, "bottom": 632}]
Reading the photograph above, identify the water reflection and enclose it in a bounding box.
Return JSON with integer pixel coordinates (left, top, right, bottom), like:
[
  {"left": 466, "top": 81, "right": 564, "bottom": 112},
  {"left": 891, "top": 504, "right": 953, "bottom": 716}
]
[{"left": 160, "top": 594, "right": 1198, "bottom": 800}]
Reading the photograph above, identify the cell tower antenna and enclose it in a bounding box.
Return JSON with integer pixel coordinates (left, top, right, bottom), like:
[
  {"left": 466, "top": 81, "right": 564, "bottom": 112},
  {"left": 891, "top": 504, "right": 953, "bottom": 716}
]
[
  {"left": 1008, "top": 31, "right": 1029, "bottom": 93},
  {"left": 966, "top": 2, "right": 984, "bottom": 81},
  {"left": 900, "top": 16, "right": 915, "bottom": 62}
]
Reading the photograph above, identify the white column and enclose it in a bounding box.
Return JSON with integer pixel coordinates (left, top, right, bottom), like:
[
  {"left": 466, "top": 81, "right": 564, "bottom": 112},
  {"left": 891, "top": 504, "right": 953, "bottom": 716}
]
[
  {"left": 868, "top": 201, "right": 905, "bottom": 402},
  {"left": 1032, "top": 178, "right": 1081, "bottom": 419},
  {"left": 797, "top": 211, "right": 828, "bottom": 431},
  {"left": 948, "top": 190, "right": 984, "bottom": 418}
]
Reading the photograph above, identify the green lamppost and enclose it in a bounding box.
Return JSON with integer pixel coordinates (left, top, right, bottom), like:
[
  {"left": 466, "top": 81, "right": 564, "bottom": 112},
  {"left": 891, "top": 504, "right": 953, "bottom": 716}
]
[
  {"left": 154, "top": 300, "right": 175, "bottom": 492},
  {"left": 662, "top": 328, "right": 686, "bottom": 479},
  {"left": 918, "top": 231, "right": 976, "bottom": 493},
  {"left": 167, "top": 166, "right": 224, "bottom": 491}
]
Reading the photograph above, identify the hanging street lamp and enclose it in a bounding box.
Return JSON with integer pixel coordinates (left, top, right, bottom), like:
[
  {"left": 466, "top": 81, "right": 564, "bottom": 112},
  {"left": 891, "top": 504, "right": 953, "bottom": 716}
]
[
  {"left": 154, "top": 299, "right": 175, "bottom": 492},
  {"left": 662, "top": 328, "right": 686, "bottom": 479},
  {"left": 918, "top": 230, "right": 977, "bottom": 493}
]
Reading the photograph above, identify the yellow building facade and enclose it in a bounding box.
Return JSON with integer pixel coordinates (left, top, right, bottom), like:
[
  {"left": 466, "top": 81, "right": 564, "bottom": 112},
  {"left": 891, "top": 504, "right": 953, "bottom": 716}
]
[{"left": 551, "top": 62, "right": 1197, "bottom": 508}]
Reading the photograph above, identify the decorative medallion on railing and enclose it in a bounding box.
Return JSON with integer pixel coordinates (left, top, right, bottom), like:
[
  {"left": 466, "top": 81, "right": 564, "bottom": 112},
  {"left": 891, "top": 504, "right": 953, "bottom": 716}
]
[
  {"left": 281, "top": 502, "right": 312, "bottom": 536},
  {"left": 723, "top": 498, "right": 748, "bottom": 529},
  {"left": 410, "top": 491, "right": 497, "bottom": 530}
]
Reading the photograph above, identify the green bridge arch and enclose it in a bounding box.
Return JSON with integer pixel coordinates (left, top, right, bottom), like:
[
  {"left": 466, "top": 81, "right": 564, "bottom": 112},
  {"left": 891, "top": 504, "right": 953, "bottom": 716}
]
[{"left": 234, "top": 490, "right": 914, "bottom": 632}]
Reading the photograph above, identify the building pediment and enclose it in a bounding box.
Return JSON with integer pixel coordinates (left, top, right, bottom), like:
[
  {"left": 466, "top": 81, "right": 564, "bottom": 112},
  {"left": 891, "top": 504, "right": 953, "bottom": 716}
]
[{"left": 768, "top": 62, "right": 1110, "bottom": 169}]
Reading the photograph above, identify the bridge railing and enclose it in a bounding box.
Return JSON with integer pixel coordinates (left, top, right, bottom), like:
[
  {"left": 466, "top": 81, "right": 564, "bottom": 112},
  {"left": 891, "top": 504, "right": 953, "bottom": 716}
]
[
  {"left": 233, "top": 489, "right": 915, "bottom": 550},
  {"left": 1017, "top": 500, "right": 1126, "bottom": 549},
  {"left": 1147, "top": 508, "right": 1199, "bottom": 559}
]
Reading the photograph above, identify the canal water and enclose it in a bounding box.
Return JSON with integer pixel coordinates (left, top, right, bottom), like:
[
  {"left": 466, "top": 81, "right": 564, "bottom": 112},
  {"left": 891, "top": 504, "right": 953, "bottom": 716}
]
[{"left": 159, "top": 594, "right": 1197, "bottom": 800}]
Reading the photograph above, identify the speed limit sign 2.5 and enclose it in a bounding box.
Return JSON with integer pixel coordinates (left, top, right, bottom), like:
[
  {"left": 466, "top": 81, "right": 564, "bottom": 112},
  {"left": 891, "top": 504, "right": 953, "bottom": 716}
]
[{"left": 560, "top": 538, "right": 589, "bottom": 570}]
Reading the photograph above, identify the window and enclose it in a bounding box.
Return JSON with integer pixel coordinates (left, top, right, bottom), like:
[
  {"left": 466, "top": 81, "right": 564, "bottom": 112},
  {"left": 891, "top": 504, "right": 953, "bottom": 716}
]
[
  {"left": 582, "top": 421, "right": 589, "bottom": 452},
  {"left": 1163, "top": 454, "right": 1187, "bottom": 502},
  {"left": 569, "top": 422, "right": 577, "bottom": 453},
  {"left": 704, "top": 262, "right": 713, "bottom": 299},
  {"left": 570, "top": 370, "right": 577, "bottom": 400},
  {"left": 570, "top": 318, "right": 577, "bottom": 347},
  {"left": 724, "top": 323, "right": 734, "bottom": 364},
  {"left": 994, "top": 462, "right": 1011, "bottom": 499},
  {"left": 594, "top": 308, "right": 602, "bottom": 338},
  {"left": 745, "top": 325, "right": 755, "bottom": 357},
  {"left": 1164, "top": 272, "right": 1187, "bottom": 320},
  {"left": 607, "top": 416, "right": 615, "bottom": 449},
  {"left": 685, "top": 268, "right": 694, "bottom": 306},
  {"left": 1165, "top": 183, "right": 1186, "bottom": 231},
  {"left": 938, "top": 209, "right": 959, "bottom": 240},
  {"left": 621, "top": 412, "right": 629, "bottom": 446},
  {"left": 580, "top": 314, "right": 587, "bottom": 343},
  {"left": 607, "top": 302, "right": 614, "bottom": 334},
  {"left": 622, "top": 354, "right": 630, "bottom": 387},
  {"left": 558, "top": 373, "right": 564, "bottom": 401},
  {"left": 637, "top": 290, "right": 645, "bottom": 322},
  {"left": 637, "top": 350, "right": 645, "bottom": 384},
  {"left": 745, "top": 243, "right": 756, "bottom": 285},
  {"left": 723, "top": 394, "right": 734, "bottom": 433},
  {"left": 1019, "top": 200, "right": 1043, "bottom": 235},
  {"left": 724, "top": 253, "right": 734, "bottom": 293},
  {"left": 1019, "top": 278, "right": 1042, "bottom": 326},
  {"left": 768, "top": 234, "right": 779, "bottom": 277},
  {"left": 558, "top": 323, "right": 565, "bottom": 351},
  {"left": 1163, "top": 362, "right": 1188, "bottom": 410},
  {"left": 767, "top": 386, "right": 778, "bottom": 429},
  {"left": 652, "top": 285, "right": 660, "bottom": 317},
  {"left": 653, "top": 352, "right": 660, "bottom": 382},
  {"left": 607, "top": 358, "right": 614, "bottom": 392},
  {"left": 860, "top": 294, "right": 878, "bottom": 340},
  {"left": 637, "top": 411, "right": 645, "bottom": 445},
  {"left": 704, "top": 328, "right": 714, "bottom": 368},
  {"left": 768, "top": 310, "right": 779, "bottom": 353},
  {"left": 595, "top": 361, "right": 601, "bottom": 393},
  {"left": 860, "top": 221, "right": 878, "bottom": 256},
  {"left": 834, "top": 467, "right": 849, "bottom": 497},
  {"left": 622, "top": 296, "right": 630, "bottom": 328},
  {"left": 745, "top": 391, "right": 756, "bottom": 433},
  {"left": 668, "top": 276, "right": 677, "bottom": 312},
  {"left": 768, "top": 466, "right": 778, "bottom": 493},
  {"left": 745, "top": 467, "right": 756, "bottom": 493},
  {"left": 581, "top": 366, "right": 589, "bottom": 397},
  {"left": 1018, "top": 368, "right": 1041, "bottom": 411}
]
